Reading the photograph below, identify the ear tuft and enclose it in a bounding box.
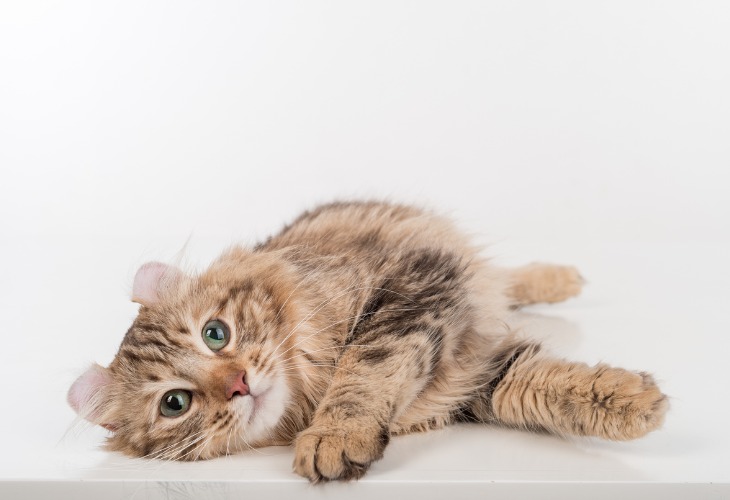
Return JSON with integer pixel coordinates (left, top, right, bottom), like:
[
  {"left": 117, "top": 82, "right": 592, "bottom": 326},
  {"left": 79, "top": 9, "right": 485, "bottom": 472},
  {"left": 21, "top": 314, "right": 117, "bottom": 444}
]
[
  {"left": 132, "top": 261, "right": 182, "bottom": 305},
  {"left": 67, "top": 363, "right": 113, "bottom": 427}
]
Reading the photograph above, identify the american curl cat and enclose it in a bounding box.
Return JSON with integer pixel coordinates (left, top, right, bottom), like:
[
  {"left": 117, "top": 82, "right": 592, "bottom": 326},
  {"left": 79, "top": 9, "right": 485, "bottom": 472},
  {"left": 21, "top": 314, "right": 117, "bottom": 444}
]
[{"left": 68, "top": 201, "right": 668, "bottom": 482}]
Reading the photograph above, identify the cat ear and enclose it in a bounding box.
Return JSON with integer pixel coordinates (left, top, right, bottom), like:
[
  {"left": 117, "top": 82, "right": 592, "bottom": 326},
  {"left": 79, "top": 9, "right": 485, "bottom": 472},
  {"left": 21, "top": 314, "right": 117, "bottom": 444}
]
[
  {"left": 67, "top": 363, "right": 116, "bottom": 431},
  {"left": 132, "top": 261, "right": 182, "bottom": 306}
]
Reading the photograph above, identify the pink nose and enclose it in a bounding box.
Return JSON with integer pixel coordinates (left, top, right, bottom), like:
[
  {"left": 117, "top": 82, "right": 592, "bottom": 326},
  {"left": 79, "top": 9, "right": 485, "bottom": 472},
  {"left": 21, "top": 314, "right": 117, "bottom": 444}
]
[{"left": 225, "top": 371, "right": 250, "bottom": 399}]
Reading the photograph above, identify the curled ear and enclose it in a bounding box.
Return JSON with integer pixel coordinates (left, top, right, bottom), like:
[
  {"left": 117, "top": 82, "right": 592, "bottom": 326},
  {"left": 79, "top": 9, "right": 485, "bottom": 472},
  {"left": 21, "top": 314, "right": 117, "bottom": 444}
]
[
  {"left": 67, "top": 363, "right": 116, "bottom": 431},
  {"left": 132, "top": 261, "right": 182, "bottom": 306}
]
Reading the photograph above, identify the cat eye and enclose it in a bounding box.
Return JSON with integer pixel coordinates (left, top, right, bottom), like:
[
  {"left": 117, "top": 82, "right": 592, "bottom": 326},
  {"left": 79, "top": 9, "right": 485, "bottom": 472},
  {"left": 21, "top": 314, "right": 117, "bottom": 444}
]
[
  {"left": 202, "top": 319, "right": 230, "bottom": 351},
  {"left": 160, "top": 389, "right": 192, "bottom": 418}
]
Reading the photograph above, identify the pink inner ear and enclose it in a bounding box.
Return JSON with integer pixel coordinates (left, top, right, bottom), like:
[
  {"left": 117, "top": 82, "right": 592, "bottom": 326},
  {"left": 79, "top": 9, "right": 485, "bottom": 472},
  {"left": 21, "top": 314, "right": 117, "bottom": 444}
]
[
  {"left": 67, "top": 363, "right": 112, "bottom": 426},
  {"left": 132, "top": 261, "right": 180, "bottom": 305}
]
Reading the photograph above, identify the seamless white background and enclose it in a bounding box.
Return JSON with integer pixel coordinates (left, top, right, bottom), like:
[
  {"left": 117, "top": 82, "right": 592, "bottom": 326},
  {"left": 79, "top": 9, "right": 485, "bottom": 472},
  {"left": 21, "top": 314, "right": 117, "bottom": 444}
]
[{"left": 1, "top": 1, "right": 729, "bottom": 498}]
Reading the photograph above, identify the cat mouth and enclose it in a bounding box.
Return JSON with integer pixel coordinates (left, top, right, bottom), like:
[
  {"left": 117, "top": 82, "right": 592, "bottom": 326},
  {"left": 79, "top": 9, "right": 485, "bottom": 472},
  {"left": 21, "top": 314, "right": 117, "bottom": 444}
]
[{"left": 248, "top": 388, "right": 270, "bottom": 423}]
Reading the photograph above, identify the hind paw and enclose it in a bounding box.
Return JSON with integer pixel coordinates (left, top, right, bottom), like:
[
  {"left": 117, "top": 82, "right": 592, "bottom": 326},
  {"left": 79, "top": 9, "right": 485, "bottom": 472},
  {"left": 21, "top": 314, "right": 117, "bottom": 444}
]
[
  {"left": 587, "top": 367, "right": 669, "bottom": 440},
  {"left": 511, "top": 263, "right": 585, "bottom": 305}
]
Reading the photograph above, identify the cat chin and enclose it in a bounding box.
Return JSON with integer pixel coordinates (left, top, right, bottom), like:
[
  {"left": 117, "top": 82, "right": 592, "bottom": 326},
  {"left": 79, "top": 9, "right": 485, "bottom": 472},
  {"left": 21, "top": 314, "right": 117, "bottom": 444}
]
[{"left": 233, "top": 371, "right": 290, "bottom": 446}]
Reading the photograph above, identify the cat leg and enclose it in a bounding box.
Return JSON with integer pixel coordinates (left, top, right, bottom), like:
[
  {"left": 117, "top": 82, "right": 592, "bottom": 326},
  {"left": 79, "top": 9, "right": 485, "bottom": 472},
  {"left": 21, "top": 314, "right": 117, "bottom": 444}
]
[
  {"left": 465, "top": 339, "right": 669, "bottom": 440},
  {"left": 507, "top": 263, "right": 584, "bottom": 306},
  {"left": 293, "top": 332, "right": 439, "bottom": 482}
]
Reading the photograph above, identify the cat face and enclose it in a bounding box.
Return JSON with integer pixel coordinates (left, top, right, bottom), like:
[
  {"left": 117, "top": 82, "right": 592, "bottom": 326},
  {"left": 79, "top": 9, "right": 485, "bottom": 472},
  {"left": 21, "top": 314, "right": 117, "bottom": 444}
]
[{"left": 68, "top": 256, "right": 309, "bottom": 460}]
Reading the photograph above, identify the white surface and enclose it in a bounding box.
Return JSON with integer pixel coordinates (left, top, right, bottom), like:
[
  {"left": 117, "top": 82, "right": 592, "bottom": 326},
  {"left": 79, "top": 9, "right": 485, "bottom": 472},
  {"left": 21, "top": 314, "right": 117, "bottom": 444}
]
[{"left": 1, "top": 1, "right": 729, "bottom": 498}]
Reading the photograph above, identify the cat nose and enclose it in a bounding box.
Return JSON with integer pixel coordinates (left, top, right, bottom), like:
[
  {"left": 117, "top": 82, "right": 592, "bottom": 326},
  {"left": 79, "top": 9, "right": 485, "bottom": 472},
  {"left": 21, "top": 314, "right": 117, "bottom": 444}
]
[{"left": 225, "top": 370, "right": 249, "bottom": 399}]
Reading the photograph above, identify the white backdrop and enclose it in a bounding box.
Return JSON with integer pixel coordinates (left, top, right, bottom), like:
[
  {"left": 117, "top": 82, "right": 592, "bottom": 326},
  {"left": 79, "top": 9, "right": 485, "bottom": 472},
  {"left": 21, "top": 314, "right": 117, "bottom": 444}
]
[
  {"left": 1, "top": 1, "right": 729, "bottom": 496},
  {"left": 1, "top": 1, "right": 727, "bottom": 243}
]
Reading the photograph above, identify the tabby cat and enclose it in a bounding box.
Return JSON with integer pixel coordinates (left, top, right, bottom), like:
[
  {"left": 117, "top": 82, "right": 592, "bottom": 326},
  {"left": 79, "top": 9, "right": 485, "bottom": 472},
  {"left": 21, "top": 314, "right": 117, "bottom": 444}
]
[{"left": 68, "top": 201, "right": 668, "bottom": 482}]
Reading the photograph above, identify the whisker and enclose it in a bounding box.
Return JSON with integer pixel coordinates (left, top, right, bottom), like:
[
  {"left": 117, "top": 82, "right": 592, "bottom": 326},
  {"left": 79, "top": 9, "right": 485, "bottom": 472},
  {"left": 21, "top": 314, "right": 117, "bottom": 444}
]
[
  {"left": 225, "top": 425, "right": 235, "bottom": 457},
  {"left": 278, "top": 363, "right": 365, "bottom": 379},
  {"left": 280, "top": 344, "right": 380, "bottom": 364},
  {"left": 193, "top": 435, "right": 215, "bottom": 461},
  {"left": 161, "top": 432, "right": 208, "bottom": 461},
  {"left": 275, "top": 306, "right": 430, "bottom": 363},
  {"left": 271, "top": 313, "right": 366, "bottom": 361},
  {"left": 270, "top": 283, "right": 370, "bottom": 355},
  {"left": 271, "top": 282, "right": 415, "bottom": 356},
  {"left": 143, "top": 430, "right": 206, "bottom": 461},
  {"left": 177, "top": 433, "right": 212, "bottom": 461},
  {"left": 271, "top": 259, "right": 330, "bottom": 325}
]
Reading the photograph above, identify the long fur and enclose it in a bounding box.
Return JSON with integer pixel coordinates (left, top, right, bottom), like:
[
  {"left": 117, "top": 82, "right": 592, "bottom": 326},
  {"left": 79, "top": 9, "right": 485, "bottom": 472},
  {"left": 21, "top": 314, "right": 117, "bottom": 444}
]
[{"left": 68, "top": 201, "right": 668, "bottom": 481}]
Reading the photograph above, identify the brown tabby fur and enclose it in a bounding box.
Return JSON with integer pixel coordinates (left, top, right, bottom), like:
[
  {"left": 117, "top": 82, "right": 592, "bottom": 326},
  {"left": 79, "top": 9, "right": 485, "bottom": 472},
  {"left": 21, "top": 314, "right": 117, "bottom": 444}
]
[{"left": 69, "top": 201, "right": 668, "bottom": 482}]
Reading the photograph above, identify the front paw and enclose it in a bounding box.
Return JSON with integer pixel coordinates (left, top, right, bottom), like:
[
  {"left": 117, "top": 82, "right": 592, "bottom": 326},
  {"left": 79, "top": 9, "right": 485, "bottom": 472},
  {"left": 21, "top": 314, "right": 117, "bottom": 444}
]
[{"left": 293, "top": 418, "right": 390, "bottom": 482}]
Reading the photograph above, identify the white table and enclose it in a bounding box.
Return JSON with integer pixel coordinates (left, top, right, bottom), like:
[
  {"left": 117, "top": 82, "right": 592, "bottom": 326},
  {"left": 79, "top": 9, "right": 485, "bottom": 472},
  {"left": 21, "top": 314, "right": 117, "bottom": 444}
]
[{"left": 1, "top": 235, "right": 727, "bottom": 499}]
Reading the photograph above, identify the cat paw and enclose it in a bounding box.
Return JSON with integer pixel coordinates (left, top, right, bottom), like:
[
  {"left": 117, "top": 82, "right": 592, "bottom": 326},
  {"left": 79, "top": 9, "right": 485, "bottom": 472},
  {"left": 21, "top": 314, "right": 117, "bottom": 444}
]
[
  {"left": 537, "top": 264, "right": 584, "bottom": 303},
  {"left": 589, "top": 368, "right": 669, "bottom": 440},
  {"left": 293, "top": 418, "right": 390, "bottom": 482},
  {"left": 512, "top": 263, "right": 585, "bottom": 305}
]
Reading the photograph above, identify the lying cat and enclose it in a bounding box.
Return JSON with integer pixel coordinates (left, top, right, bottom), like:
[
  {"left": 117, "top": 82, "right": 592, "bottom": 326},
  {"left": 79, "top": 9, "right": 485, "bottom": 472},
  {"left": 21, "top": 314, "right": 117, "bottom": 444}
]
[{"left": 68, "top": 201, "right": 668, "bottom": 482}]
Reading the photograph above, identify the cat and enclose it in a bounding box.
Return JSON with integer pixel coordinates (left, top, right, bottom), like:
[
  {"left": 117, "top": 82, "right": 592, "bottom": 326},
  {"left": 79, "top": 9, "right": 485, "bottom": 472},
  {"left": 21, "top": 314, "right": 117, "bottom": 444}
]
[{"left": 68, "top": 201, "right": 668, "bottom": 482}]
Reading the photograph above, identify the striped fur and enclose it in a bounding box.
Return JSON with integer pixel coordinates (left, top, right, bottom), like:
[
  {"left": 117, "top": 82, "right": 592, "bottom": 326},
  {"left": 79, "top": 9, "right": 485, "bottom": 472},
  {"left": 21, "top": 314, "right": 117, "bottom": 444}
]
[{"left": 68, "top": 201, "right": 668, "bottom": 481}]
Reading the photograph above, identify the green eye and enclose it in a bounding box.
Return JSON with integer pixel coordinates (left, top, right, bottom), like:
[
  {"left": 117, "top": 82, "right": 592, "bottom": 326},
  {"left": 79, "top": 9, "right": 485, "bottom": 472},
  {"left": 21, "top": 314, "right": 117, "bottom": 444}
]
[
  {"left": 202, "top": 319, "right": 230, "bottom": 351},
  {"left": 160, "top": 390, "right": 191, "bottom": 418}
]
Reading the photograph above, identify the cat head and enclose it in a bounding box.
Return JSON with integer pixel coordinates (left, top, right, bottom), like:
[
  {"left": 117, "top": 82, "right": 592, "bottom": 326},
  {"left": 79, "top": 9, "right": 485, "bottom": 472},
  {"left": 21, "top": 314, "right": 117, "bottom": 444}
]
[{"left": 68, "top": 250, "right": 319, "bottom": 460}]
